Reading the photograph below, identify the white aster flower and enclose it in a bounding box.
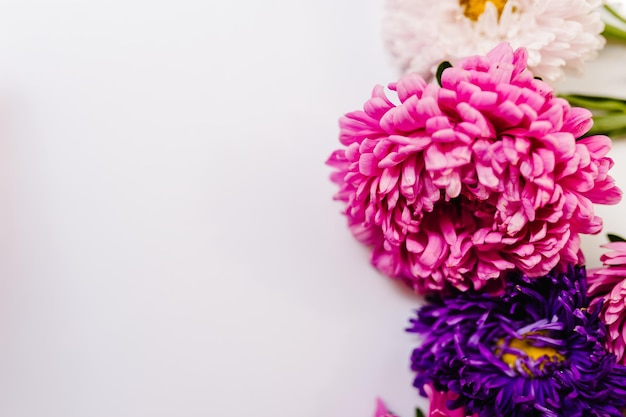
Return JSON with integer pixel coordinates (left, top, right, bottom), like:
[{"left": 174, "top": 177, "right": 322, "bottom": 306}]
[{"left": 382, "top": 0, "right": 606, "bottom": 82}]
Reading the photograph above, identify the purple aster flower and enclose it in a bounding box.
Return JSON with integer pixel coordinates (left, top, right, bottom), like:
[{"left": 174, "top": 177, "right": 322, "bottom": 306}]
[{"left": 408, "top": 265, "right": 626, "bottom": 417}]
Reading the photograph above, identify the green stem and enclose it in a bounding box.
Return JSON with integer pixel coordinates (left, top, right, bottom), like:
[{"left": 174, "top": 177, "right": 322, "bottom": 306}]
[
  {"left": 605, "top": 4, "right": 626, "bottom": 25},
  {"left": 603, "top": 22, "right": 626, "bottom": 41}
]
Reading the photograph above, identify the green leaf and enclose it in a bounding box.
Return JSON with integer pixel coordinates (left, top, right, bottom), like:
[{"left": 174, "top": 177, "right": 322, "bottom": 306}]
[
  {"left": 608, "top": 233, "right": 626, "bottom": 243},
  {"left": 436, "top": 61, "right": 452, "bottom": 87},
  {"left": 588, "top": 114, "right": 626, "bottom": 136},
  {"left": 560, "top": 94, "right": 626, "bottom": 113},
  {"left": 415, "top": 408, "right": 425, "bottom": 417},
  {"left": 559, "top": 94, "right": 626, "bottom": 137}
]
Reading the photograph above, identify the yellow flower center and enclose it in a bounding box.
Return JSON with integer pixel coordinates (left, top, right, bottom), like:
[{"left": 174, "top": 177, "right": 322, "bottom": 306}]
[
  {"left": 497, "top": 332, "right": 564, "bottom": 375},
  {"left": 459, "top": 0, "right": 508, "bottom": 20}
]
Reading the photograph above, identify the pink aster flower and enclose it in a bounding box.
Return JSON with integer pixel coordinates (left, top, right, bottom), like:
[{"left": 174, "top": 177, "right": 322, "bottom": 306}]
[
  {"left": 587, "top": 241, "right": 626, "bottom": 365},
  {"left": 327, "top": 42, "right": 621, "bottom": 294},
  {"left": 424, "top": 385, "right": 476, "bottom": 417},
  {"left": 374, "top": 398, "right": 399, "bottom": 417}
]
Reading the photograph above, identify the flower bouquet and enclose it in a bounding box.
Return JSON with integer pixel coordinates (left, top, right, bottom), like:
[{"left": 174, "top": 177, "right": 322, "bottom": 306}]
[{"left": 326, "top": 1, "right": 626, "bottom": 416}]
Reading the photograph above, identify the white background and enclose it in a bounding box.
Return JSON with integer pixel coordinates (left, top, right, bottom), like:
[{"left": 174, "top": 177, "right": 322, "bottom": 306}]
[{"left": 0, "top": 1, "right": 625, "bottom": 416}]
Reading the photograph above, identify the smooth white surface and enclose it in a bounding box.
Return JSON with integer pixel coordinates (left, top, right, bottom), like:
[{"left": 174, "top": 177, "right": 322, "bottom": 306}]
[{"left": 0, "top": 1, "right": 625, "bottom": 416}]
